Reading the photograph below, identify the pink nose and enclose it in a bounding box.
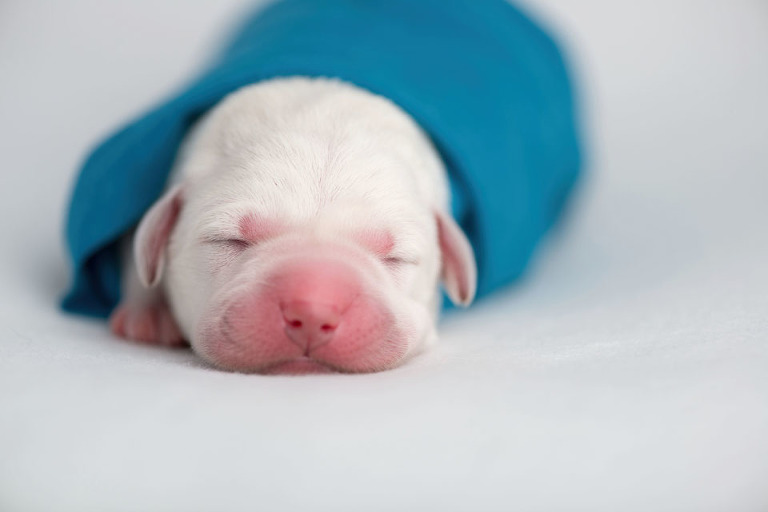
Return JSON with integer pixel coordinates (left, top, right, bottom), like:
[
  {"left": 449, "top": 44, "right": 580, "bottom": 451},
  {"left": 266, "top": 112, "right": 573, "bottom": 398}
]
[
  {"left": 281, "top": 301, "right": 341, "bottom": 352},
  {"left": 272, "top": 257, "right": 360, "bottom": 354}
]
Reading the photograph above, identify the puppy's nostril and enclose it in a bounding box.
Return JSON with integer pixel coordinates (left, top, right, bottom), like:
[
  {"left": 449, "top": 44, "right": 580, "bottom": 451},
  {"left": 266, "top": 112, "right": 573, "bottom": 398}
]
[{"left": 281, "top": 300, "right": 341, "bottom": 351}]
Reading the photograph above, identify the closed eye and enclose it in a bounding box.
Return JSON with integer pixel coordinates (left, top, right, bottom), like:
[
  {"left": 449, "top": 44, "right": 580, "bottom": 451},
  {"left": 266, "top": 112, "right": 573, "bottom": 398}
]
[
  {"left": 225, "top": 239, "right": 251, "bottom": 250},
  {"left": 203, "top": 238, "right": 251, "bottom": 251},
  {"left": 382, "top": 255, "right": 418, "bottom": 267},
  {"left": 199, "top": 237, "right": 252, "bottom": 273}
]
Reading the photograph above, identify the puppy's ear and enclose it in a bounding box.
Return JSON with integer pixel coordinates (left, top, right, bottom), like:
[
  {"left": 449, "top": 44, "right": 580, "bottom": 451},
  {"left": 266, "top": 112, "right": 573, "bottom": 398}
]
[
  {"left": 435, "top": 210, "right": 477, "bottom": 307},
  {"left": 134, "top": 185, "right": 184, "bottom": 288}
]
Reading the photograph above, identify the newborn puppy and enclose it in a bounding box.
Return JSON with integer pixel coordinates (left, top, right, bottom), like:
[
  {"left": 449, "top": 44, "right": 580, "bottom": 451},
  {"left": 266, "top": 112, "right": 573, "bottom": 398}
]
[{"left": 110, "top": 77, "right": 476, "bottom": 374}]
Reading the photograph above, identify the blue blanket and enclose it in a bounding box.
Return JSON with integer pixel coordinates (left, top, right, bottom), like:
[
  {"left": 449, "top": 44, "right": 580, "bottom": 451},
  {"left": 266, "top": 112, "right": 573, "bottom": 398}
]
[{"left": 62, "top": 0, "right": 582, "bottom": 318}]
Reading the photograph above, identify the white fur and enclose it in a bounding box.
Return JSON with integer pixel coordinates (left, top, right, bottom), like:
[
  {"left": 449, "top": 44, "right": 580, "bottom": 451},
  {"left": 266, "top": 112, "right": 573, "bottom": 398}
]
[{"left": 120, "top": 77, "right": 476, "bottom": 371}]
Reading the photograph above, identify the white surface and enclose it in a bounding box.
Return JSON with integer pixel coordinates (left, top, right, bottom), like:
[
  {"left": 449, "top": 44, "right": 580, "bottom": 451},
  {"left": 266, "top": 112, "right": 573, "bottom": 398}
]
[{"left": 1, "top": 1, "right": 767, "bottom": 511}]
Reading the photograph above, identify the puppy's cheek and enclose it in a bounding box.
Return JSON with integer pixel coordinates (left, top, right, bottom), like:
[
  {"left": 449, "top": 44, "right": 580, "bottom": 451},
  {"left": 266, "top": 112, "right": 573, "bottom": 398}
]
[
  {"left": 193, "top": 290, "right": 302, "bottom": 372},
  {"left": 394, "top": 302, "right": 436, "bottom": 361}
]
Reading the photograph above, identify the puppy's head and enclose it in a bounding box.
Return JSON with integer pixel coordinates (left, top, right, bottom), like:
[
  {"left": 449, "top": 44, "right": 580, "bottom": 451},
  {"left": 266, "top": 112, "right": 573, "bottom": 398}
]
[{"left": 133, "top": 78, "right": 476, "bottom": 373}]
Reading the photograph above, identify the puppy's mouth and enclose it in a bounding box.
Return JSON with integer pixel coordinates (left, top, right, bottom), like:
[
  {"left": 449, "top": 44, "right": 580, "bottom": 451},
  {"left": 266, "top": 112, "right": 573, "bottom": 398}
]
[{"left": 261, "top": 357, "right": 336, "bottom": 375}]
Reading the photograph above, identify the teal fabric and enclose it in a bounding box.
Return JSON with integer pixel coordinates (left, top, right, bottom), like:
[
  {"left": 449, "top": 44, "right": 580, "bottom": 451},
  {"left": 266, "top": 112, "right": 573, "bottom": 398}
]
[{"left": 62, "top": 0, "right": 582, "bottom": 318}]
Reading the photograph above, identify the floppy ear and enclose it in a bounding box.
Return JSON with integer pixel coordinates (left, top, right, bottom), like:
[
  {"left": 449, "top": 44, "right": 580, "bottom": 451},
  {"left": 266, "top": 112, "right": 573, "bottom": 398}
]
[
  {"left": 134, "top": 184, "right": 184, "bottom": 288},
  {"left": 435, "top": 210, "right": 477, "bottom": 307}
]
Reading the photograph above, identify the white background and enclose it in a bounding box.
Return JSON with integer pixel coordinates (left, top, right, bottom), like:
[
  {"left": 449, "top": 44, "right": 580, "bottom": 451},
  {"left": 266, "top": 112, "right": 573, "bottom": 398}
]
[{"left": 1, "top": 1, "right": 767, "bottom": 511}]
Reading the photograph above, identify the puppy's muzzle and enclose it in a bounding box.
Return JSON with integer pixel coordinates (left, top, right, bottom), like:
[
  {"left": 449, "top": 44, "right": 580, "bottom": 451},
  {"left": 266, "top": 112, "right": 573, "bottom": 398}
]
[{"left": 200, "top": 252, "right": 405, "bottom": 374}]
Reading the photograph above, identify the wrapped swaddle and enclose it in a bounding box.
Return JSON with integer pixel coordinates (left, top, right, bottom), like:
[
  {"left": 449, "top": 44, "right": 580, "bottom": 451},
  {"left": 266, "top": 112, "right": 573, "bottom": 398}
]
[{"left": 62, "top": 0, "right": 582, "bottom": 317}]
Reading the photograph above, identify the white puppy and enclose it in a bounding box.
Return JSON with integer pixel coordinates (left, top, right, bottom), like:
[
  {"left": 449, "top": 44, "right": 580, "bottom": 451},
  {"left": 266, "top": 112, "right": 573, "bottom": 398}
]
[{"left": 110, "top": 77, "right": 476, "bottom": 373}]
